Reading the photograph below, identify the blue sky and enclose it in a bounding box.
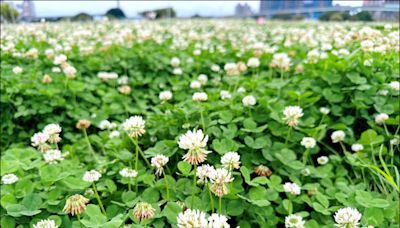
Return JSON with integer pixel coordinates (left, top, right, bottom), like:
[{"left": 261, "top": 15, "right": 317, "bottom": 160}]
[{"left": 6, "top": 1, "right": 363, "bottom": 18}]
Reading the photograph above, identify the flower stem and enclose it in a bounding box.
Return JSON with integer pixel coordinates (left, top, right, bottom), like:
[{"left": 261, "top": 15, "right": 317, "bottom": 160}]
[
  {"left": 285, "top": 126, "right": 292, "bottom": 145},
  {"left": 92, "top": 182, "right": 106, "bottom": 215},
  {"left": 219, "top": 196, "right": 222, "bottom": 214},
  {"left": 128, "top": 134, "right": 151, "bottom": 167},
  {"left": 200, "top": 109, "right": 206, "bottom": 134},
  {"left": 207, "top": 183, "right": 214, "bottom": 213},
  {"left": 339, "top": 141, "right": 347, "bottom": 153},
  {"left": 134, "top": 138, "right": 139, "bottom": 192},
  {"left": 163, "top": 169, "right": 170, "bottom": 200},
  {"left": 302, "top": 148, "right": 310, "bottom": 164},
  {"left": 191, "top": 165, "right": 197, "bottom": 209},
  {"left": 128, "top": 181, "right": 131, "bottom": 192},
  {"left": 77, "top": 214, "right": 82, "bottom": 228},
  {"left": 83, "top": 129, "right": 98, "bottom": 162},
  {"left": 383, "top": 123, "right": 390, "bottom": 136}
]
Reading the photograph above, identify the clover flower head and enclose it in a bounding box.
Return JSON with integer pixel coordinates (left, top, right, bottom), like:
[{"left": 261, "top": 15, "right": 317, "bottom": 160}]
[
  {"left": 2, "top": 174, "right": 18, "bottom": 184},
  {"left": 334, "top": 207, "right": 362, "bottom": 228},
  {"left": 83, "top": 170, "right": 102, "bottom": 182},
  {"left": 122, "top": 116, "right": 146, "bottom": 138},
  {"left": 151, "top": 154, "right": 169, "bottom": 176},
  {"left": 283, "top": 182, "right": 301, "bottom": 195}
]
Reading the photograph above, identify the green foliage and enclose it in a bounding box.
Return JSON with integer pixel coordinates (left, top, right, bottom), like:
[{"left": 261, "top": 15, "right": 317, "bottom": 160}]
[{"left": 0, "top": 20, "right": 399, "bottom": 227}]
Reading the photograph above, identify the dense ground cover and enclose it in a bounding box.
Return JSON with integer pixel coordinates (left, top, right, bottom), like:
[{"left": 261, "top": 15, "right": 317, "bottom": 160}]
[{"left": 0, "top": 20, "right": 399, "bottom": 228}]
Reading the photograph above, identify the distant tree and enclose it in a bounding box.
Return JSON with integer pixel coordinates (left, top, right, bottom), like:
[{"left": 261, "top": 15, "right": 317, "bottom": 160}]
[
  {"left": 71, "top": 12, "right": 93, "bottom": 22},
  {"left": 271, "top": 14, "right": 304, "bottom": 20},
  {"left": 351, "top": 11, "right": 373, "bottom": 21},
  {"left": 106, "top": 8, "right": 126, "bottom": 19},
  {"left": 0, "top": 2, "right": 19, "bottom": 23}
]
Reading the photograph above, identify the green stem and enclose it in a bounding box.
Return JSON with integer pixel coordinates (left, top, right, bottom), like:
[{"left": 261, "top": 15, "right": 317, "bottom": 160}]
[
  {"left": 191, "top": 165, "right": 197, "bottom": 209},
  {"left": 383, "top": 123, "right": 390, "bottom": 136},
  {"left": 77, "top": 213, "right": 82, "bottom": 228},
  {"left": 163, "top": 169, "right": 170, "bottom": 200},
  {"left": 128, "top": 181, "right": 131, "bottom": 192},
  {"left": 207, "top": 183, "right": 214, "bottom": 213},
  {"left": 200, "top": 109, "right": 206, "bottom": 134},
  {"left": 134, "top": 138, "right": 139, "bottom": 192},
  {"left": 302, "top": 148, "right": 310, "bottom": 164},
  {"left": 92, "top": 182, "right": 106, "bottom": 215},
  {"left": 83, "top": 129, "right": 98, "bottom": 162},
  {"left": 128, "top": 134, "right": 151, "bottom": 167},
  {"left": 339, "top": 141, "right": 347, "bottom": 153},
  {"left": 285, "top": 127, "right": 292, "bottom": 145},
  {"left": 219, "top": 196, "right": 222, "bottom": 214}
]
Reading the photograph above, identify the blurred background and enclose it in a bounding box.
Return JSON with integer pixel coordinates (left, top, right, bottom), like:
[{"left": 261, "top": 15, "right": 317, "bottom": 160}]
[{"left": 0, "top": 0, "right": 399, "bottom": 23}]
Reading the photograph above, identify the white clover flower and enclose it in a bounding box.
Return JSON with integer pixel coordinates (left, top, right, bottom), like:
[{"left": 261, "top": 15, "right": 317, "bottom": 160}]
[
  {"left": 207, "top": 213, "right": 230, "bottom": 228},
  {"left": 283, "top": 182, "right": 301, "bottom": 195},
  {"left": 351, "top": 144, "right": 364, "bottom": 152},
  {"left": 211, "top": 64, "right": 220, "bottom": 72},
  {"left": 51, "top": 67, "right": 61, "bottom": 73},
  {"left": 1, "top": 174, "right": 18, "bottom": 184},
  {"left": 83, "top": 170, "right": 102, "bottom": 182},
  {"left": 363, "top": 59, "right": 373, "bottom": 66},
  {"left": 33, "top": 219, "right": 58, "bottom": 228},
  {"left": 283, "top": 106, "right": 304, "bottom": 126},
  {"left": 285, "top": 214, "right": 305, "bottom": 228},
  {"left": 389, "top": 81, "right": 399, "bottom": 91},
  {"left": 210, "top": 168, "right": 233, "bottom": 185},
  {"left": 109, "top": 130, "right": 120, "bottom": 138},
  {"left": 224, "top": 63, "right": 240, "bottom": 76},
  {"left": 360, "top": 40, "right": 374, "bottom": 52},
  {"left": 122, "top": 116, "right": 146, "bottom": 138},
  {"left": 198, "top": 74, "right": 208, "bottom": 85},
  {"left": 331, "top": 130, "right": 346, "bottom": 143},
  {"left": 117, "top": 75, "right": 129, "bottom": 85},
  {"left": 317, "top": 156, "right": 329, "bottom": 165},
  {"left": 151, "top": 154, "right": 169, "bottom": 176},
  {"left": 375, "top": 113, "right": 389, "bottom": 125},
  {"left": 190, "top": 80, "right": 202, "bottom": 89},
  {"left": 220, "top": 90, "right": 231, "bottom": 100},
  {"left": 177, "top": 209, "right": 208, "bottom": 228},
  {"left": 242, "top": 95, "right": 256, "bottom": 106},
  {"left": 247, "top": 57, "right": 260, "bottom": 68},
  {"left": 170, "top": 57, "right": 180, "bottom": 68},
  {"left": 270, "top": 53, "right": 291, "bottom": 71},
  {"left": 97, "top": 72, "right": 118, "bottom": 80},
  {"left": 237, "top": 87, "right": 246, "bottom": 93},
  {"left": 54, "top": 54, "right": 67, "bottom": 65},
  {"left": 192, "top": 92, "right": 208, "bottom": 102},
  {"left": 99, "top": 120, "right": 112, "bottom": 130},
  {"left": 119, "top": 168, "right": 138, "bottom": 178},
  {"left": 334, "top": 207, "right": 362, "bottom": 228},
  {"left": 178, "top": 129, "right": 210, "bottom": 165},
  {"left": 63, "top": 65, "right": 77, "bottom": 79},
  {"left": 159, "top": 91, "right": 173, "bottom": 101},
  {"left": 221, "top": 152, "right": 241, "bottom": 170},
  {"left": 377, "top": 89, "right": 389, "bottom": 96},
  {"left": 173, "top": 68, "right": 182, "bottom": 75},
  {"left": 193, "top": 49, "right": 201, "bottom": 56},
  {"left": 43, "top": 124, "right": 62, "bottom": 135},
  {"left": 196, "top": 164, "right": 216, "bottom": 184},
  {"left": 43, "top": 149, "right": 64, "bottom": 164},
  {"left": 31, "top": 132, "right": 49, "bottom": 147},
  {"left": 300, "top": 137, "right": 316, "bottom": 149},
  {"left": 12, "top": 66, "right": 23, "bottom": 74},
  {"left": 320, "top": 107, "right": 330, "bottom": 115}
]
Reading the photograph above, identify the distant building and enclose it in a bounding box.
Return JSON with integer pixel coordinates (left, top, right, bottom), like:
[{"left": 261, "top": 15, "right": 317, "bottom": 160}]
[
  {"left": 259, "top": 0, "right": 333, "bottom": 19},
  {"left": 19, "top": 0, "right": 35, "bottom": 21},
  {"left": 260, "top": 0, "right": 332, "bottom": 12},
  {"left": 235, "top": 3, "right": 253, "bottom": 17}
]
